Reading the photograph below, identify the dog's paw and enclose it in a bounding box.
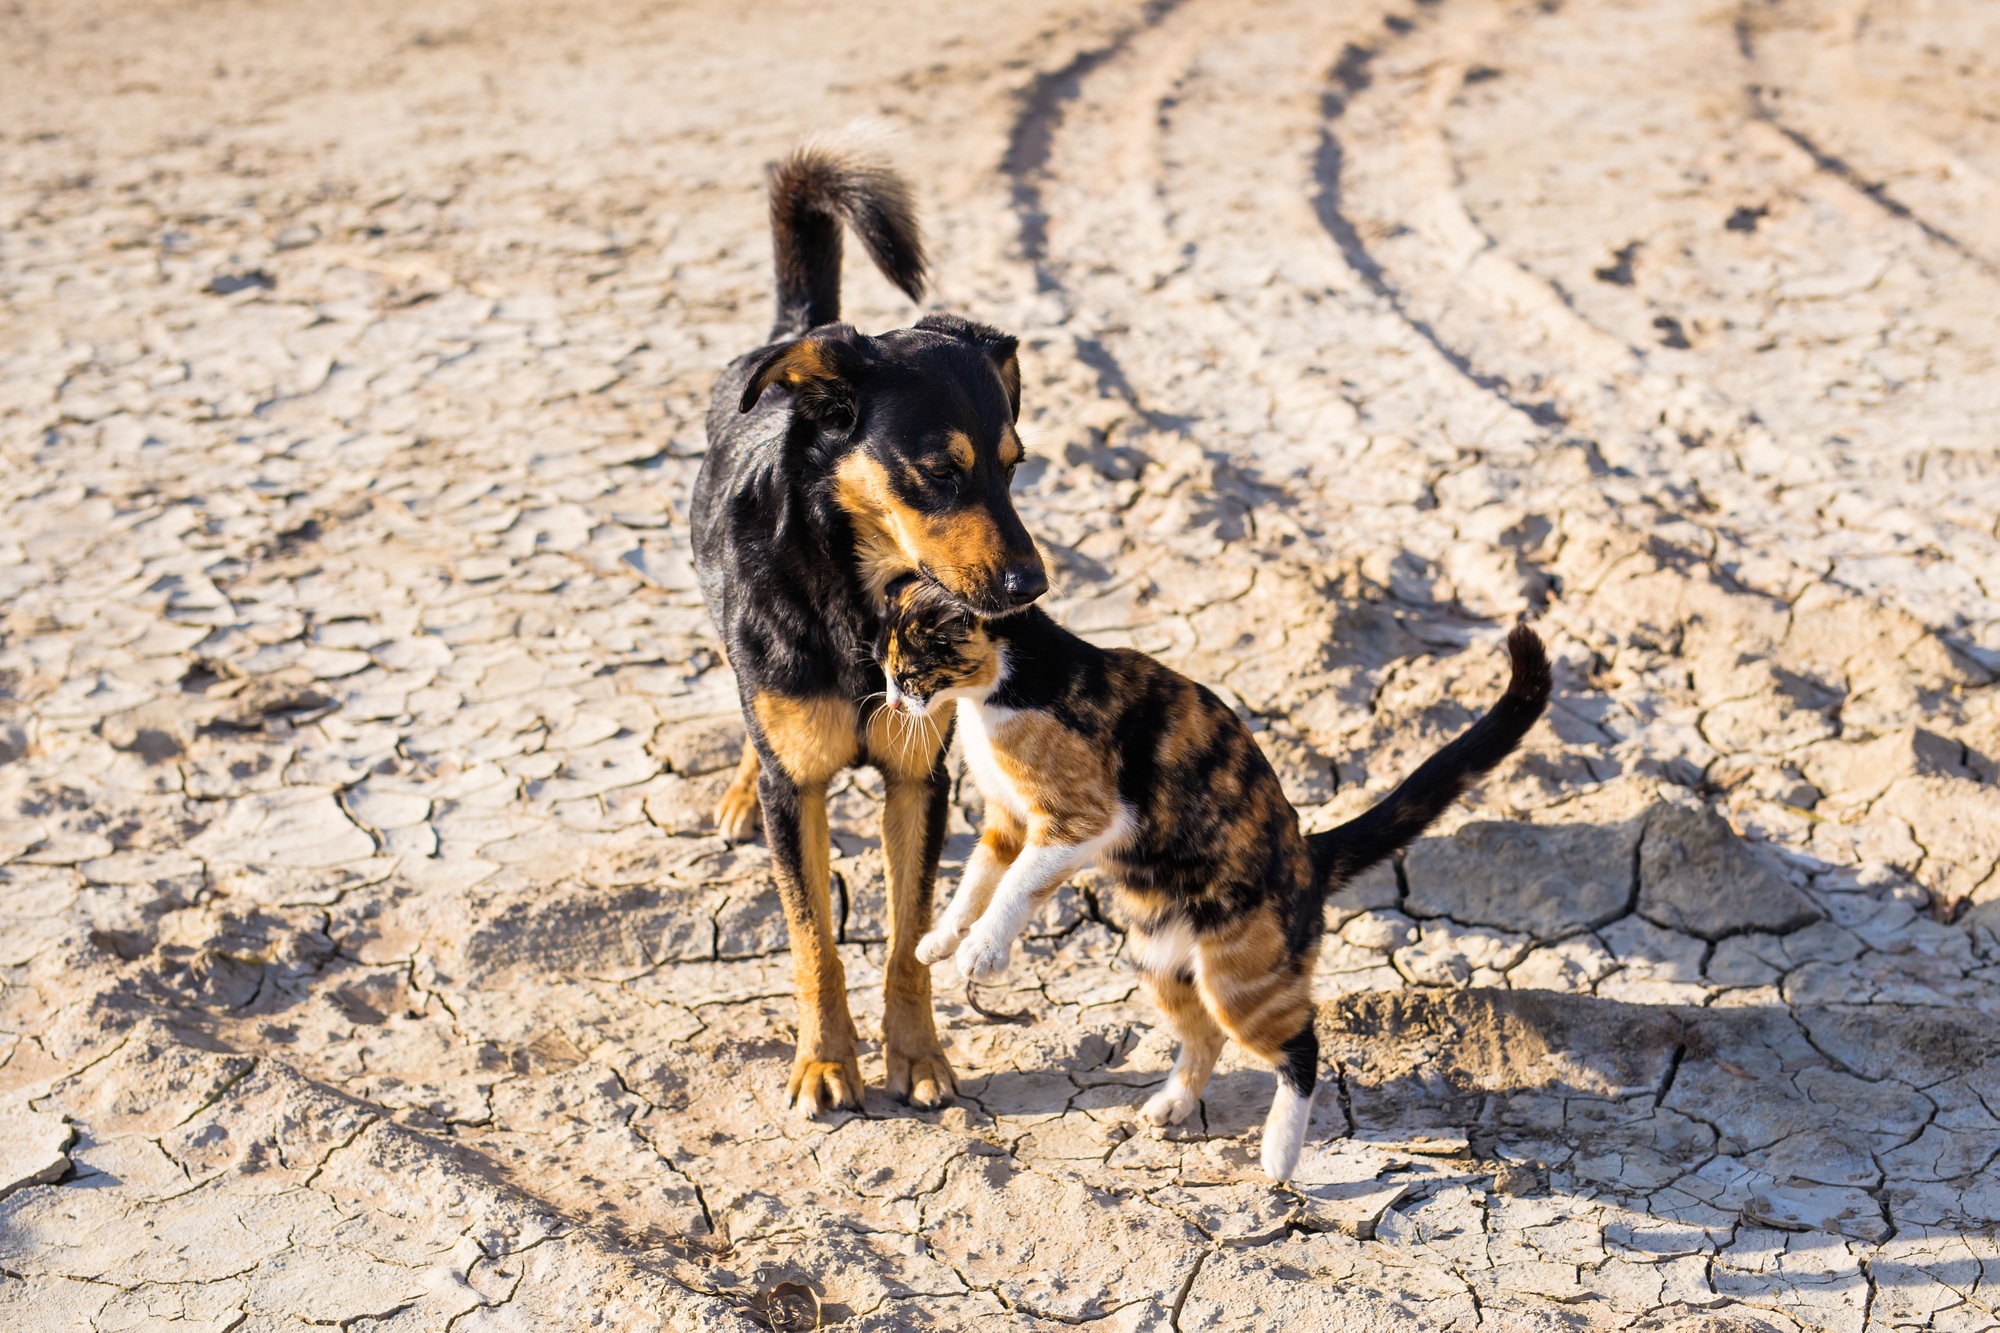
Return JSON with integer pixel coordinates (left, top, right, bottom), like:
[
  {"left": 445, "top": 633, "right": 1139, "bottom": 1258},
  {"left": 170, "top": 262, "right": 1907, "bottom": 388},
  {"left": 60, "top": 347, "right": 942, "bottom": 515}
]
[
  {"left": 787, "top": 1054, "right": 864, "bottom": 1118},
  {"left": 954, "top": 928, "right": 1012, "bottom": 983},
  {"left": 886, "top": 1045, "right": 958, "bottom": 1109},
  {"left": 915, "top": 923, "right": 966, "bottom": 966},
  {"left": 714, "top": 784, "right": 762, "bottom": 843},
  {"left": 1141, "top": 1079, "right": 1197, "bottom": 1127}
]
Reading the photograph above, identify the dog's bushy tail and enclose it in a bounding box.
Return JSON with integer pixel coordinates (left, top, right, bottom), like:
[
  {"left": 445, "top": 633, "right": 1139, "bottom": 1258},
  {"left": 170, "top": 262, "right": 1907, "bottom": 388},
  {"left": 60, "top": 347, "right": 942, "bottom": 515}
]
[
  {"left": 1307, "top": 624, "right": 1552, "bottom": 888},
  {"left": 768, "top": 132, "right": 926, "bottom": 338}
]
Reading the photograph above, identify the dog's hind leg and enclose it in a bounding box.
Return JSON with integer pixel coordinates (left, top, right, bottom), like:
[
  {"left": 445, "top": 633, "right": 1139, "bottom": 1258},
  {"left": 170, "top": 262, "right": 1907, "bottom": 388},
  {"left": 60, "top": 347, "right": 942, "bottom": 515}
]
[
  {"left": 714, "top": 740, "right": 762, "bottom": 842},
  {"left": 870, "top": 708, "right": 957, "bottom": 1107}
]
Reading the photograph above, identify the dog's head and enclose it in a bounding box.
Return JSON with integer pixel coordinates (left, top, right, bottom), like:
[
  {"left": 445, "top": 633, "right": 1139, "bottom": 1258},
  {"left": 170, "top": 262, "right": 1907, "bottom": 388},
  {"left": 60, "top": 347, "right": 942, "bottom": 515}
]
[{"left": 738, "top": 312, "right": 1047, "bottom": 617}]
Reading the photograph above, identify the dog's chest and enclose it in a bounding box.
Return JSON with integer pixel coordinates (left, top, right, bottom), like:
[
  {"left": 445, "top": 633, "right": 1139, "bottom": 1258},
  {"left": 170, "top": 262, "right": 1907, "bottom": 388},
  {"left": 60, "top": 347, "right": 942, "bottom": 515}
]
[{"left": 955, "top": 700, "right": 1032, "bottom": 822}]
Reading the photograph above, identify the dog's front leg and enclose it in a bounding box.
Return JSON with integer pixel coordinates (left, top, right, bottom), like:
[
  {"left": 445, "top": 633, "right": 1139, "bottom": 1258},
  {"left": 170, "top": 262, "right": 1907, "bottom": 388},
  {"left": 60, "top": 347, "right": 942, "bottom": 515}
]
[
  {"left": 878, "top": 756, "right": 958, "bottom": 1107},
  {"left": 758, "top": 764, "right": 862, "bottom": 1115}
]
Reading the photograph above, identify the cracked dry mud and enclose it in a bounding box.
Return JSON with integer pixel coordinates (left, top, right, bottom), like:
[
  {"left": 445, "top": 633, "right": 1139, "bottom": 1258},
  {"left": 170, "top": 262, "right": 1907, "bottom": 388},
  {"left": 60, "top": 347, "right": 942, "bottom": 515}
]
[{"left": 4, "top": 0, "right": 2000, "bottom": 1329}]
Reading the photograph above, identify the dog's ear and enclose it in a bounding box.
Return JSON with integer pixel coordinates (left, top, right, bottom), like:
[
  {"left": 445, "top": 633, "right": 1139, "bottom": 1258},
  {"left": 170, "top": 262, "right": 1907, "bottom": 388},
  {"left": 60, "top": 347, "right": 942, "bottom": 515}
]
[
  {"left": 916, "top": 313, "right": 1021, "bottom": 422},
  {"left": 739, "top": 327, "right": 867, "bottom": 424}
]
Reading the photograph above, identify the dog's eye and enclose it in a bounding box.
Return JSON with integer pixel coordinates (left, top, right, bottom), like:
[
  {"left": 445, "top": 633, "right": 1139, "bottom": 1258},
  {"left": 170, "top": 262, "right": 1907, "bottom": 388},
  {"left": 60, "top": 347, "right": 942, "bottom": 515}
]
[{"left": 923, "top": 461, "right": 957, "bottom": 482}]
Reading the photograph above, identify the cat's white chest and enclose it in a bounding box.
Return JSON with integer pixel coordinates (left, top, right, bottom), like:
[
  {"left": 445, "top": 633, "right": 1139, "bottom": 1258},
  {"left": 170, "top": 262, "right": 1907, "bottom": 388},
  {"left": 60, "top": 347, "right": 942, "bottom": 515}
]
[{"left": 956, "top": 699, "right": 1030, "bottom": 823}]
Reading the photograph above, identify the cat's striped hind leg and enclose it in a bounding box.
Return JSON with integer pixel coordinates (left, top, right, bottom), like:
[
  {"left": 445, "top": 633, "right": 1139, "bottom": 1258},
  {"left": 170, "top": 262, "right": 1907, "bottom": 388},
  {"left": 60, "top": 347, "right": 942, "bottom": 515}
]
[
  {"left": 1138, "top": 957, "right": 1225, "bottom": 1128},
  {"left": 1194, "top": 911, "right": 1321, "bottom": 1181}
]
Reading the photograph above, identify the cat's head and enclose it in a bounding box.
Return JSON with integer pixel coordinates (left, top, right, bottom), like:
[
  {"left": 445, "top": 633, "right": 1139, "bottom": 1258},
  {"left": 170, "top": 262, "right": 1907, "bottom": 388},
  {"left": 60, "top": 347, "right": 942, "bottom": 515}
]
[{"left": 878, "top": 573, "right": 1000, "bottom": 713}]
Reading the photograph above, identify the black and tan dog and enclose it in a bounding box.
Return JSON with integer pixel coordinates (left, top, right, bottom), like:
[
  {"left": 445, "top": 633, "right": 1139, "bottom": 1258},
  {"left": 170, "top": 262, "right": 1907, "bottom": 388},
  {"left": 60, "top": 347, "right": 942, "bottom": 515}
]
[{"left": 691, "top": 137, "right": 1047, "bottom": 1114}]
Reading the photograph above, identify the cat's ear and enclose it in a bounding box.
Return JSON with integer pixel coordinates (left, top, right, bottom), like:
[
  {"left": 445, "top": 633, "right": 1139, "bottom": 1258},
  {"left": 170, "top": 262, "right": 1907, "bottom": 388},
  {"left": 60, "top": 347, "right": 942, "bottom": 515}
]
[
  {"left": 877, "top": 573, "right": 922, "bottom": 658},
  {"left": 739, "top": 325, "right": 868, "bottom": 425}
]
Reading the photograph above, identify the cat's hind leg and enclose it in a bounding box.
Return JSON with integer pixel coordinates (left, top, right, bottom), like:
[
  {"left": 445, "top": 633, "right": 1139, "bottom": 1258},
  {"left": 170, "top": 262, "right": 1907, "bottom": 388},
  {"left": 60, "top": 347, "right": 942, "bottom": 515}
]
[
  {"left": 1257, "top": 1023, "right": 1318, "bottom": 1182},
  {"left": 1138, "top": 955, "right": 1225, "bottom": 1128},
  {"left": 1194, "top": 913, "right": 1320, "bottom": 1181}
]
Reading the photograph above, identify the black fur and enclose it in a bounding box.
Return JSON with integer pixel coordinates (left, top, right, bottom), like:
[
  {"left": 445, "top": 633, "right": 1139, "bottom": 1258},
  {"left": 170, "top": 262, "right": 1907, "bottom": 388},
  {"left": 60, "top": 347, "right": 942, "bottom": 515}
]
[
  {"left": 768, "top": 141, "right": 926, "bottom": 338},
  {"left": 1277, "top": 1025, "right": 1319, "bottom": 1098},
  {"left": 1307, "top": 623, "right": 1553, "bottom": 886}
]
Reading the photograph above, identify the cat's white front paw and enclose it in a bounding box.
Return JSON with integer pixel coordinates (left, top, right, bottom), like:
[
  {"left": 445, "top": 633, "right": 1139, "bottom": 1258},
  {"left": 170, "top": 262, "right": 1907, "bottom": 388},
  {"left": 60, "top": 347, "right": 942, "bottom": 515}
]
[
  {"left": 1141, "top": 1079, "right": 1197, "bottom": 1127},
  {"left": 915, "top": 923, "right": 965, "bottom": 966},
  {"left": 954, "top": 928, "right": 1012, "bottom": 982}
]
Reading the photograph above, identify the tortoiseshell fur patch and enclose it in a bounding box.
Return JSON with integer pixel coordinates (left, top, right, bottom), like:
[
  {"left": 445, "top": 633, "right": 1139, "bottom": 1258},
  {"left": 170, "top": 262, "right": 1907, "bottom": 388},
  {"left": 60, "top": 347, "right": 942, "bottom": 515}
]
[{"left": 879, "top": 578, "right": 1553, "bottom": 1178}]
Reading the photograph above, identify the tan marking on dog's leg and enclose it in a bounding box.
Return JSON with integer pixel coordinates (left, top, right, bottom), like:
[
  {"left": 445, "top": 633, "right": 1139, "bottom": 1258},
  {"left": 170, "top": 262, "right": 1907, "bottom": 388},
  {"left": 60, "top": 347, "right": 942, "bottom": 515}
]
[
  {"left": 754, "top": 692, "right": 860, "bottom": 784},
  {"left": 1140, "top": 968, "right": 1226, "bottom": 1127},
  {"left": 879, "top": 765, "right": 956, "bottom": 1108},
  {"left": 769, "top": 776, "right": 863, "bottom": 1115},
  {"left": 714, "top": 740, "right": 762, "bottom": 841},
  {"left": 751, "top": 692, "right": 863, "bottom": 1114}
]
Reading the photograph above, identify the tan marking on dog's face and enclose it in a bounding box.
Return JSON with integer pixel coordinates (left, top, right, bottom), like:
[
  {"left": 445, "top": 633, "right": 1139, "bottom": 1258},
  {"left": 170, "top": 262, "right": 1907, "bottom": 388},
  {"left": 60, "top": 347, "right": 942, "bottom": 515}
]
[
  {"left": 945, "top": 430, "right": 975, "bottom": 471},
  {"left": 753, "top": 692, "right": 860, "bottom": 784},
  {"left": 993, "top": 348, "right": 1022, "bottom": 422},
  {"left": 988, "top": 711, "right": 1119, "bottom": 845},
  {"left": 998, "top": 427, "right": 1022, "bottom": 469},
  {"left": 833, "top": 452, "right": 1019, "bottom": 609},
  {"left": 833, "top": 453, "right": 921, "bottom": 600}
]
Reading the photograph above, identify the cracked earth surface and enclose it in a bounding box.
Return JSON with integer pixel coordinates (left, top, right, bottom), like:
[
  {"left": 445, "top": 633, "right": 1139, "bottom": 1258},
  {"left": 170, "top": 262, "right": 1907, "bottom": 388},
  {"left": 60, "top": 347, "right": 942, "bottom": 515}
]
[{"left": 4, "top": 0, "right": 2000, "bottom": 1328}]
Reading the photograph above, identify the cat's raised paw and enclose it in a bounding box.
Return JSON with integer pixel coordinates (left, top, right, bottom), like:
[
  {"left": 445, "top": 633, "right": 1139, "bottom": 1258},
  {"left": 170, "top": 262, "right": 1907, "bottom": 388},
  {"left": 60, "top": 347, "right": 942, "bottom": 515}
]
[
  {"left": 1141, "top": 1079, "right": 1196, "bottom": 1127},
  {"left": 954, "top": 929, "right": 1012, "bottom": 982},
  {"left": 916, "top": 924, "right": 965, "bottom": 966}
]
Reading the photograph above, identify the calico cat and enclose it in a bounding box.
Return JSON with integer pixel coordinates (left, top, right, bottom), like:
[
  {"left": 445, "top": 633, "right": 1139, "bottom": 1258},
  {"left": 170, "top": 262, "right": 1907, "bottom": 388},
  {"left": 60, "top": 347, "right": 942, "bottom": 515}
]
[{"left": 877, "top": 577, "right": 1552, "bottom": 1180}]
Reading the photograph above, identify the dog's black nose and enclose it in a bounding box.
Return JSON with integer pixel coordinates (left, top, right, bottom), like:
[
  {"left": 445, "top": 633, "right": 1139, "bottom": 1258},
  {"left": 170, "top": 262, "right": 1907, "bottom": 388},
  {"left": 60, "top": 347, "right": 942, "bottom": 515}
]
[{"left": 1001, "top": 563, "right": 1048, "bottom": 606}]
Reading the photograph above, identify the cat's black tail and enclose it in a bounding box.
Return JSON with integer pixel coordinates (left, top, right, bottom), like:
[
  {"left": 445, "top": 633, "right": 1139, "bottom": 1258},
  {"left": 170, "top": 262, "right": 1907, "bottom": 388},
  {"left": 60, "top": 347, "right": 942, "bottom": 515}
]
[
  {"left": 767, "top": 135, "right": 927, "bottom": 340},
  {"left": 1307, "top": 624, "right": 1552, "bottom": 888}
]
